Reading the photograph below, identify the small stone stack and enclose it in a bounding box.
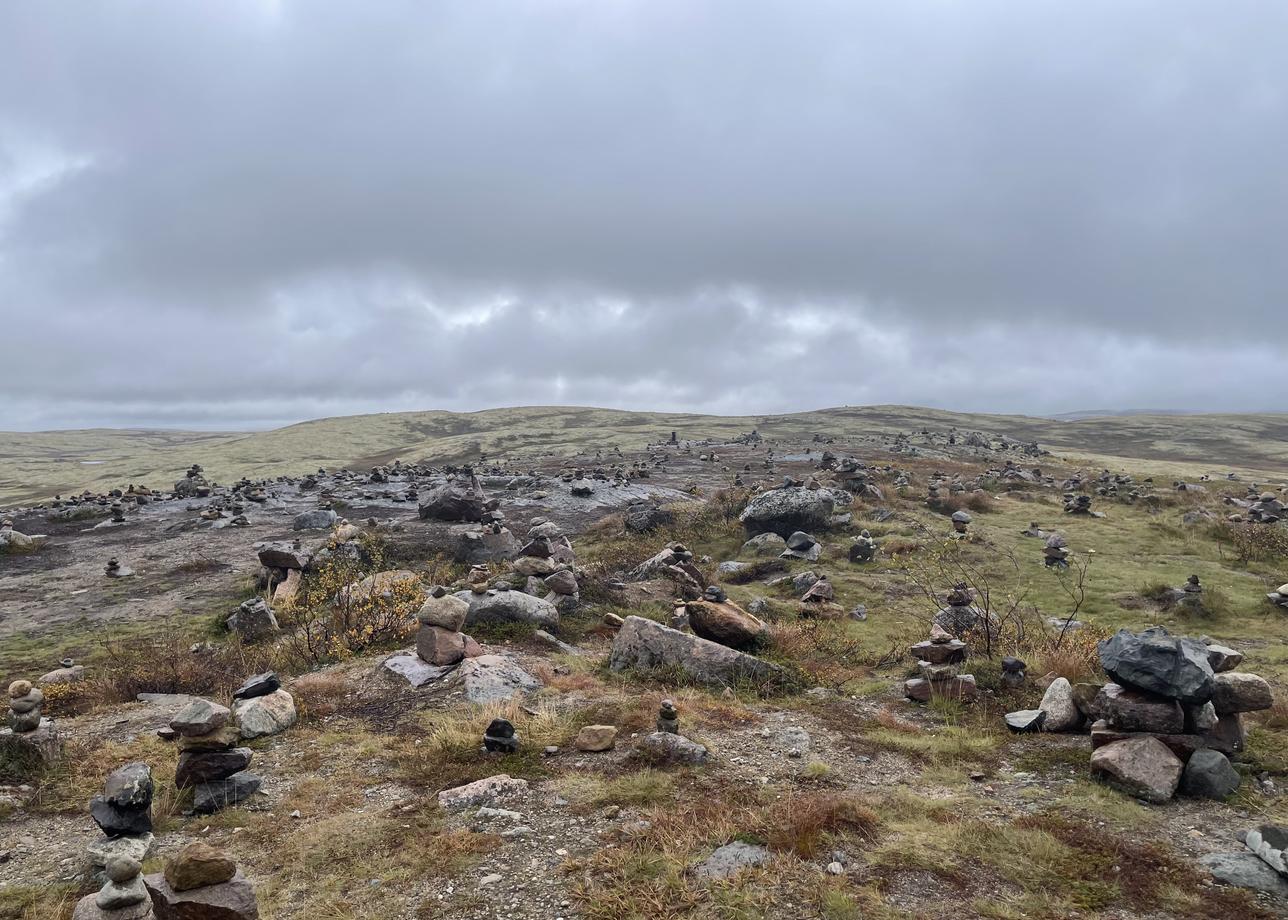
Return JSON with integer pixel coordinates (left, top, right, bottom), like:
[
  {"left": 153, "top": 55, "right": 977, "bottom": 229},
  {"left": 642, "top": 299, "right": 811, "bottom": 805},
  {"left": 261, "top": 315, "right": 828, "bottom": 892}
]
[
  {"left": 1043, "top": 533, "right": 1069, "bottom": 567},
  {"left": 73, "top": 855, "right": 153, "bottom": 920},
  {"left": 170, "top": 698, "right": 260, "bottom": 814},
  {"left": 950, "top": 510, "right": 972, "bottom": 535},
  {"left": 88, "top": 763, "right": 153, "bottom": 866},
  {"left": 145, "top": 842, "right": 260, "bottom": 920},
  {"left": 932, "top": 583, "right": 991, "bottom": 635},
  {"left": 1089, "top": 627, "right": 1273, "bottom": 802},
  {"left": 1064, "top": 493, "right": 1094, "bottom": 515},
  {"left": 104, "top": 557, "right": 134, "bottom": 578},
  {"left": 904, "top": 625, "right": 977, "bottom": 702},
  {"left": 7, "top": 679, "right": 43, "bottom": 733},
  {"left": 0, "top": 678, "right": 60, "bottom": 765},
  {"left": 416, "top": 586, "right": 473, "bottom": 665},
  {"left": 847, "top": 530, "right": 878, "bottom": 563},
  {"left": 780, "top": 531, "right": 821, "bottom": 561},
  {"left": 657, "top": 699, "right": 680, "bottom": 733},
  {"left": 483, "top": 717, "right": 518, "bottom": 753},
  {"left": 1249, "top": 491, "right": 1285, "bottom": 523},
  {"left": 1267, "top": 583, "right": 1288, "bottom": 610}
]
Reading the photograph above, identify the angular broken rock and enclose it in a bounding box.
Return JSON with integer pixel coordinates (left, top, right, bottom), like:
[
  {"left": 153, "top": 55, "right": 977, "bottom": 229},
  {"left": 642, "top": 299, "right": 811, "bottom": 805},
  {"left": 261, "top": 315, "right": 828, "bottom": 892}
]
[
  {"left": 437, "top": 774, "right": 529, "bottom": 811},
  {"left": 169, "top": 699, "right": 231, "bottom": 738},
  {"left": 145, "top": 868, "right": 260, "bottom": 919},
  {"left": 1089, "top": 735, "right": 1182, "bottom": 803},
  {"left": 608, "top": 615, "right": 788, "bottom": 690},
  {"left": 192, "top": 772, "right": 262, "bottom": 815},
  {"left": 416, "top": 625, "right": 466, "bottom": 666},
  {"left": 1005, "top": 709, "right": 1046, "bottom": 732},
  {"left": 382, "top": 652, "right": 453, "bottom": 688},
  {"left": 1245, "top": 824, "right": 1288, "bottom": 876},
  {"left": 1094, "top": 683, "right": 1184, "bottom": 734},
  {"left": 1097, "top": 626, "right": 1214, "bottom": 704}
]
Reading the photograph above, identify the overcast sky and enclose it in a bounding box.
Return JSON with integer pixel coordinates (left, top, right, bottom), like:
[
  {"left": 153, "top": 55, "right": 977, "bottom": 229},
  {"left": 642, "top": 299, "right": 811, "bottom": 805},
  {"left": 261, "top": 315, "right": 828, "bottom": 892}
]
[{"left": 1, "top": 1, "right": 1284, "bottom": 431}]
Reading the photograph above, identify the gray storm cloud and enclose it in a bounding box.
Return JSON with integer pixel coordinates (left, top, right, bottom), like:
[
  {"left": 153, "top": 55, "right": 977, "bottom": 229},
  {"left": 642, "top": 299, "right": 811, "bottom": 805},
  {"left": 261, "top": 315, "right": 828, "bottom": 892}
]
[{"left": 0, "top": 1, "right": 1284, "bottom": 429}]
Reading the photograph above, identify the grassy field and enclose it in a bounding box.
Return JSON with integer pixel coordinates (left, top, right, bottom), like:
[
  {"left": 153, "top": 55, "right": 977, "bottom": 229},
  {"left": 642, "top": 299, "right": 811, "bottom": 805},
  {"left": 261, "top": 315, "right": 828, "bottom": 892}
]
[{"left": 3, "top": 405, "right": 1287, "bottom": 504}]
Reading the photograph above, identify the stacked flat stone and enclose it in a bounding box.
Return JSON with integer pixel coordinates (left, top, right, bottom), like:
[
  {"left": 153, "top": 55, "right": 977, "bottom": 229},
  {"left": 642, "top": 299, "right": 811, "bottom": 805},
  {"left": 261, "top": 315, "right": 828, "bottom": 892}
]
[
  {"left": 1089, "top": 627, "right": 1272, "bottom": 802},
  {"left": 145, "top": 842, "right": 260, "bottom": 920},
  {"left": 1249, "top": 492, "right": 1285, "bottom": 523},
  {"left": 1043, "top": 533, "right": 1069, "bottom": 567},
  {"left": 0, "top": 678, "right": 60, "bottom": 765},
  {"left": 7, "top": 679, "right": 42, "bottom": 732},
  {"left": 416, "top": 586, "right": 473, "bottom": 665},
  {"left": 73, "top": 855, "right": 153, "bottom": 920},
  {"left": 904, "top": 624, "right": 977, "bottom": 702},
  {"left": 950, "top": 510, "right": 971, "bottom": 534},
  {"left": 171, "top": 698, "right": 260, "bottom": 814},
  {"left": 1265, "top": 583, "right": 1288, "bottom": 610}
]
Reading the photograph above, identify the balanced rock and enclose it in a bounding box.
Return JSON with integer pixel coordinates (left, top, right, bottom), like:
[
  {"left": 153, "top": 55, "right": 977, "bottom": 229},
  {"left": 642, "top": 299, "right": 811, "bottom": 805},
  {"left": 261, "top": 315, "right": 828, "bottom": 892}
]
[
  {"left": 233, "top": 689, "right": 297, "bottom": 739},
  {"left": 685, "top": 599, "right": 768, "bottom": 650}
]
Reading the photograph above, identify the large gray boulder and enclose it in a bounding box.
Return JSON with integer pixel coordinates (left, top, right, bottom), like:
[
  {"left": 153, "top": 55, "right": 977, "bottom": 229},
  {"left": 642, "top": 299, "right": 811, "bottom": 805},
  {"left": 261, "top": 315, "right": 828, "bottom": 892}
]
[
  {"left": 454, "top": 589, "right": 559, "bottom": 630},
  {"left": 1097, "top": 627, "right": 1214, "bottom": 704},
  {"left": 450, "top": 655, "right": 541, "bottom": 704},
  {"left": 738, "top": 487, "right": 834, "bottom": 538},
  {"left": 418, "top": 479, "right": 488, "bottom": 522},
  {"left": 1199, "top": 852, "right": 1288, "bottom": 898},
  {"left": 609, "top": 615, "right": 788, "bottom": 690}
]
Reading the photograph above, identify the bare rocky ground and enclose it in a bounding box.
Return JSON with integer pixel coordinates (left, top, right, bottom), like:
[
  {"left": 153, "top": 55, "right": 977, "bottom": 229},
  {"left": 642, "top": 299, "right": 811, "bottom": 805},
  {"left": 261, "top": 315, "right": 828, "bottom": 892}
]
[{"left": 1, "top": 426, "right": 1286, "bottom": 919}]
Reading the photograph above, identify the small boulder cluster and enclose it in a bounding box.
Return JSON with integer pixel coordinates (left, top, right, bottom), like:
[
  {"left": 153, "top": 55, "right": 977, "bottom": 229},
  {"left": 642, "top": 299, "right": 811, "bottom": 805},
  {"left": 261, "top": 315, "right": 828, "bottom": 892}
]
[
  {"left": 144, "top": 843, "right": 260, "bottom": 920},
  {"left": 904, "top": 624, "right": 977, "bottom": 703},
  {"left": 1086, "top": 627, "right": 1272, "bottom": 803}
]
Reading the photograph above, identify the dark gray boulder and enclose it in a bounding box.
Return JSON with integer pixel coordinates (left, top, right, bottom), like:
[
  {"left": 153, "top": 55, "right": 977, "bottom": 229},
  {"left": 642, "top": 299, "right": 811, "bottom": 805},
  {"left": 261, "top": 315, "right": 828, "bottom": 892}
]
[
  {"left": 1097, "top": 627, "right": 1214, "bottom": 704},
  {"left": 1179, "top": 749, "right": 1240, "bottom": 800}
]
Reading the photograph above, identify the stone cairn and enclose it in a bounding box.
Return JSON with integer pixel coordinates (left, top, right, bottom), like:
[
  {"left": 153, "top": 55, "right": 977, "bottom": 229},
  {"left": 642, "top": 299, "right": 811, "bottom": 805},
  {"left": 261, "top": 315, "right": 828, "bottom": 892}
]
[
  {"left": 848, "top": 529, "right": 878, "bottom": 563},
  {"left": 144, "top": 842, "right": 260, "bottom": 920},
  {"left": 1267, "top": 582, "right": 1288, "bottom": 610},
  {"left": 0, "top": 678, "right": 60, "bottom": 765},
  {"left": 1064, "top": 493, "right": 1094, "bottom": 515},
  {"left": 104, "top": 557, "right": 134, "bottom": 578},
  {"left": 416, "top": 586, "right": 473, "bottom": 666},
  {"left": 1001, "top": 656, "right": 1027, "bottom": 690},
  {"left": 950, "top": 510, "right": 972, "bottom": 535},
  {"left": 171, "top": 697, "right": 260, "bottom": 814},
  {"left": 88, "top": 763, "right": 154, "bottom": 867},
  {"left": 932, "top": 583, "right": 991, "bottom": 635},
  {"left": 1087, "top": 627, "right": 1274, "bottom": 803},
  {"left": 904, "top": 624, "right": 977, "bottom": 702},
  {"left": 657, "top": 699, "right": 680, "bottom": 733},
  {"left": 484, "top": 718, "right": 519, "bottom": 753},
  {"left": 1043, "top": 533, "right": 1070, "bottom": 567},
  {"left": 73, "top": 854, "right": 153, "bottom": 920}
]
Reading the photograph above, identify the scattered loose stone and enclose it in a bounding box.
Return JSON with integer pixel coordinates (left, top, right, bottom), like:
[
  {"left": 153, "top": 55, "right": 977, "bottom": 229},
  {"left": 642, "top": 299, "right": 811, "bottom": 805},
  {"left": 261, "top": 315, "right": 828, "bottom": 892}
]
[{"left": 574, "top": 725, "right": 618, "bottom": 752}]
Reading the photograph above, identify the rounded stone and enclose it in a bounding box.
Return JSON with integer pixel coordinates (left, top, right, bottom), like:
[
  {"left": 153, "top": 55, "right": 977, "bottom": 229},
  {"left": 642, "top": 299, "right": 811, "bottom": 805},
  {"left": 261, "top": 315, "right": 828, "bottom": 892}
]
[
  {"left": 8, "top": 680, "right": 32, "bottom": 699},
  {"left": 105, "top": 855, "right": 142, "bottom": 883}
]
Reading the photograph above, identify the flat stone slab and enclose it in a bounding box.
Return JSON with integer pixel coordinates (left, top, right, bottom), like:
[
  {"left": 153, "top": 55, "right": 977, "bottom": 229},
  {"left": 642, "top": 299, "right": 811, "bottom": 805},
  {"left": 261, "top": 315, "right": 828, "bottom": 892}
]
[
  {"left": 1200, "top": 852, "right": 1288, "bottom": 897},
  {"left": 382, "top": 652, "right": 454, "bottom": 688}
]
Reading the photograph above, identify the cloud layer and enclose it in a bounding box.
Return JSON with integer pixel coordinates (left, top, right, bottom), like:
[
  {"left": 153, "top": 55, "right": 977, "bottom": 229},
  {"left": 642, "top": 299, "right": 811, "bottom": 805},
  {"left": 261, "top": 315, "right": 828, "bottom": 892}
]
[{"left": 2, "top": 1, "right": 1285, "bottom": 429}]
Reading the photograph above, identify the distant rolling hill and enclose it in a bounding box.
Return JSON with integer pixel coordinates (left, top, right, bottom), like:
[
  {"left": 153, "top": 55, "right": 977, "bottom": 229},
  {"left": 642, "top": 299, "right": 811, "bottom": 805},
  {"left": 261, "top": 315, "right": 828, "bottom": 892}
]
[{"left": 2, "top": 405, "right": 1286, "bottom": 505}]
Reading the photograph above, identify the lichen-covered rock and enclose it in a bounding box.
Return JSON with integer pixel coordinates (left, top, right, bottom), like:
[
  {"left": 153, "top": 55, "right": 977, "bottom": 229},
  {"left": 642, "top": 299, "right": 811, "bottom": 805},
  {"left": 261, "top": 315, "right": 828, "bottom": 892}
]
[
  {"left": 455, "top": 589, "right": 559, "bottom": 629},
  {"left": 738, "top": 487, "right": 834, "bottom": 538},
  {"left": 233, "top": 689, "right": 296, "bottom": 740},
  {"left": 609, "top": 616, "right": 787, "bottom": 690}
]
